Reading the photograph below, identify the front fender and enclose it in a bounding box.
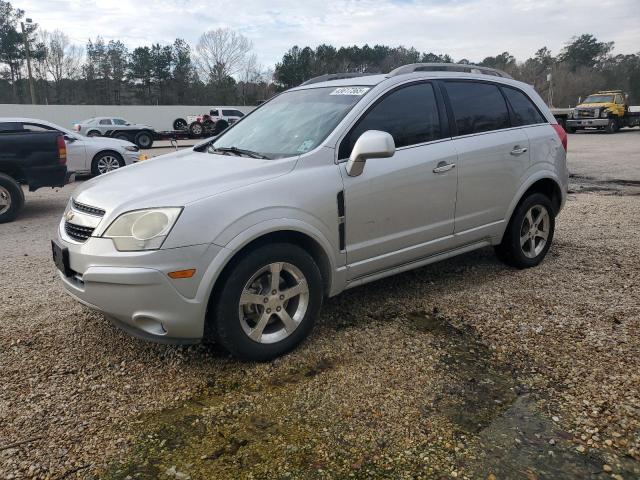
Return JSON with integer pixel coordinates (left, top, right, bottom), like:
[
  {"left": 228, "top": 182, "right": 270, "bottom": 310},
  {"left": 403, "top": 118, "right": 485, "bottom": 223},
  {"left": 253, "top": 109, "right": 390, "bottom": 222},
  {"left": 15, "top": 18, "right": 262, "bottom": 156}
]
[{"left": 193, "top": 217, "right": 346, "bottom": 311}]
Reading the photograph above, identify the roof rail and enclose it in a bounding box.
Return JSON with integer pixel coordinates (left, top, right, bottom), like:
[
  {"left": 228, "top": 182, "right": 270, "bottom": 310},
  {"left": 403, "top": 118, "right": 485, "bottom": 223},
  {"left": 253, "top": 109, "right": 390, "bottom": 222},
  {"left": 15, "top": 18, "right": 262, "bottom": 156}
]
[
  {"left": 300, "top": 73, "right": 376, "bottom": 86},
  {"left": 388, "top": 63, "right": 513, "bottom": 79}
]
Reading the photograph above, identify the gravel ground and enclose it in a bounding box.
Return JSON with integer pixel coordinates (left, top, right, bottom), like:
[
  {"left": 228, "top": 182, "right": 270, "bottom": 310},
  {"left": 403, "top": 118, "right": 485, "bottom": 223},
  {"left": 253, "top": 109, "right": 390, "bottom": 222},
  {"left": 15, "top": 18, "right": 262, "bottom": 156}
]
[{"left": 1, "top": 136, "right": 639, "bottom": 479}]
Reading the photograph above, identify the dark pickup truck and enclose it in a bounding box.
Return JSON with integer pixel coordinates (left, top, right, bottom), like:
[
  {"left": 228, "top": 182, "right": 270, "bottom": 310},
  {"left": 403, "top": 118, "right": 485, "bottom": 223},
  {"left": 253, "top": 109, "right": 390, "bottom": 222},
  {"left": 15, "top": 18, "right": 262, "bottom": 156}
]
[{"left": 0, "top": 128, "right": 73, "bottom": 223}]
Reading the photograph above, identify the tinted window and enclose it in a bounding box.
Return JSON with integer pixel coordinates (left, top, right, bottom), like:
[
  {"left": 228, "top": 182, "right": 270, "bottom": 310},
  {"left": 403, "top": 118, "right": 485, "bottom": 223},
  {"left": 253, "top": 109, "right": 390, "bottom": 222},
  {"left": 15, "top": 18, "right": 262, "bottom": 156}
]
[
  {"left": 113, "top": 118, "right": 128, "bottom": 125},
  {"left": 0, "top": 122, "right": 20, "bottom": 132},
  {"left": 445, "top": 81, "right": 509, "bottom": 136},
  {"left": 502, "top": 87, "right": 545, "bottom": 126},
  {"left": 99, "top": 119, "right": 112, "bottom": 125},
  {"left": 210, "top": 109, "right": 219, "bottom": 116},
  {"left": 340, "top": 82, "right": 441, "bottom": 158},
  {"left": 22, "top": 123, "right": 55, "bottom": 132},
  {"left": 222, "top": 109, "right": 240, "bottom": 116}
]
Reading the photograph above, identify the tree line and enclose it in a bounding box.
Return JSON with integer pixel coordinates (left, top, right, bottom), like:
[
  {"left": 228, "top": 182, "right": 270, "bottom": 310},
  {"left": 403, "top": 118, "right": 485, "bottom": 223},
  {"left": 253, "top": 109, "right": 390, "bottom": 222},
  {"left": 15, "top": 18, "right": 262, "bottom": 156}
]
[{"left": 2, "top": 0, "right": 639, "bottom": 107}]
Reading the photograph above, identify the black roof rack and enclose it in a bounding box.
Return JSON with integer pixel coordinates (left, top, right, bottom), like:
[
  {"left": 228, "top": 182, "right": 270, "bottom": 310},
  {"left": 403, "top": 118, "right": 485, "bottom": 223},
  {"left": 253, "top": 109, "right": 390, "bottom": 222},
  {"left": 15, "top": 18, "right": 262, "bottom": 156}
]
[
  {"left": 389, "top": 63, "right": 512, "bottom": 79},
  {"left": 300, "top": 73, "right": 377, "bottom": 86}
]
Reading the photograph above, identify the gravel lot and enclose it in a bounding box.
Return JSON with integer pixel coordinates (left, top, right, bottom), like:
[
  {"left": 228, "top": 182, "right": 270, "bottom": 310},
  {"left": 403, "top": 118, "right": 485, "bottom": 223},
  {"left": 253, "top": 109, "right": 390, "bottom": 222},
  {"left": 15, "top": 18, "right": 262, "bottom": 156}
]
[{"left": 1, "top": 133, "right": 639, "bottom": 479}]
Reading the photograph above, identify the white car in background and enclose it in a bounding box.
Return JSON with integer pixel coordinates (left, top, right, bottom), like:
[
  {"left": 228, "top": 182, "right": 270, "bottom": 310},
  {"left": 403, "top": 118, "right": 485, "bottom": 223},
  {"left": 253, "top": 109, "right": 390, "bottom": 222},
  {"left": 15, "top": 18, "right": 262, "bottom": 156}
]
[
  {"left": 73, "top": 117, "right": 156, "bottom": 149},
  {"left": 1, "top": 118, "right": 144, "bottom": 176}
]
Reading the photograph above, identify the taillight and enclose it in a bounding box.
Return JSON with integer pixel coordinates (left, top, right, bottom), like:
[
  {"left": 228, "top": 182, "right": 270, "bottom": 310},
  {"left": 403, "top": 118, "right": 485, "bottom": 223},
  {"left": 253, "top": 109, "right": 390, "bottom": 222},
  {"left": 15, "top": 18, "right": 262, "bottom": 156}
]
[
  {"left": 552, "top": 124, "right": 567, "bottom": 152},
  {"left": 57, "top": 135, "right": 67, "bottom": 165}
]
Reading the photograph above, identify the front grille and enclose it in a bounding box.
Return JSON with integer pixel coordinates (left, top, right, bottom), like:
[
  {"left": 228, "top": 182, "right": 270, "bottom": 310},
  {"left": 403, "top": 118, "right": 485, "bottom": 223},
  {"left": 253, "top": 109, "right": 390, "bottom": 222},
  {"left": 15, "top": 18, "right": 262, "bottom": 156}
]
[
  {"left": 65, "top": 222, "right": 95, "bottom": 242},
  {"left": 577, "top": 109, "right": 598, "bottom": 118},
  {"left": 72, "top": 199, "right": 105, "bottom": 217}
]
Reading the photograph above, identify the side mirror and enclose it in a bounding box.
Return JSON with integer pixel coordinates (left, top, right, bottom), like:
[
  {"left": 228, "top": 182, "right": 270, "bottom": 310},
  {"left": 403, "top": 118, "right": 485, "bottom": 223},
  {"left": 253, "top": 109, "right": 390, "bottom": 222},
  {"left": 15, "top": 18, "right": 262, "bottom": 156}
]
[{"left": 346, "top": 130, "right": 395, "bottom": 177}]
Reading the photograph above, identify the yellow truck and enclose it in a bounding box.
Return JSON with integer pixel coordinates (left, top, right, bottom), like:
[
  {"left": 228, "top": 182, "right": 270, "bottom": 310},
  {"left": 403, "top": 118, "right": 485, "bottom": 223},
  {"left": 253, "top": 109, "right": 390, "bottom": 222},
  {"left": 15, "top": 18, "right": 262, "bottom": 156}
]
[{"left": 564, "top": 90, "right": 640, "bottom": 133}]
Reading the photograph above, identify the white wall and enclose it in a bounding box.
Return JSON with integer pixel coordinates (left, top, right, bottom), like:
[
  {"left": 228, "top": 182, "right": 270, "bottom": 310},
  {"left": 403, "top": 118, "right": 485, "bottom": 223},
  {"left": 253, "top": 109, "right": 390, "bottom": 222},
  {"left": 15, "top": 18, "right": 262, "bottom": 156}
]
[{"left": 0, "top": 104, "right": 255, "bottom": 131}]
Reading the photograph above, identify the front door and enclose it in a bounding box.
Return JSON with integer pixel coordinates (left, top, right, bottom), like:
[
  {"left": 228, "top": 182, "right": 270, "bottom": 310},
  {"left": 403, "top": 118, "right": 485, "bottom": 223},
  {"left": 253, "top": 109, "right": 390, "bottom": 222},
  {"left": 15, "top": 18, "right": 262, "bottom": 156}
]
[{"left": 339, "top": 82, "right": 458, "bottom": 280}]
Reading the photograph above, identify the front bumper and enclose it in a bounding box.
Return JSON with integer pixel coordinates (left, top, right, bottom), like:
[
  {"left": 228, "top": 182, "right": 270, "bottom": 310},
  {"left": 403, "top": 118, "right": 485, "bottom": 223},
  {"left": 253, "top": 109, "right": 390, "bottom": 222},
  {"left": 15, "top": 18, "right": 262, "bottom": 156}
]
[
  {"left": 56, "top": 226, "right": 223, "bottom": 342},
  {"left": 567, "top": 118, "right": 609, "bottom": 128},
  {"left": 124, "top": 151, "right": 142, "bottom": 165}
]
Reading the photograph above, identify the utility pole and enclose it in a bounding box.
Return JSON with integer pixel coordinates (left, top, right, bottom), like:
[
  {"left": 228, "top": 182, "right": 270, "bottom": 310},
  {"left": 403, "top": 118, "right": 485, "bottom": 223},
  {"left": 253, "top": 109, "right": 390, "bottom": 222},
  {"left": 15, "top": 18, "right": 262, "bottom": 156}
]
[{"left": 20, "top": 18, "right": 36, "bottom": 105}]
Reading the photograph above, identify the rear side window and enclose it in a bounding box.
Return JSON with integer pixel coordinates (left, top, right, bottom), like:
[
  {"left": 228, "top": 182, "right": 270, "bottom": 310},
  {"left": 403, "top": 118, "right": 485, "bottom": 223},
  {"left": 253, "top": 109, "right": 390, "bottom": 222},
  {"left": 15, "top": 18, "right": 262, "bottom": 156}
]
[
  {"left": 22, "top": 123, "right": 55, "bottom": 132},
  {"left": 502, "top": 87, "right": 546, "bottom": 126},
  {"left": 99, "top": 119, "right": 112, "bottom": 125},
  {"left": 222, "top": 109, "right": 242, "bottom": 116},
  {"left": 445, "top": 81, "right": 509, "bottom": 136},
  {"left": 340, "top": 82, "right": 441, "bottom": 158},
  {"left": 113, "top": 118, "right": 128, "bottom": 125}
]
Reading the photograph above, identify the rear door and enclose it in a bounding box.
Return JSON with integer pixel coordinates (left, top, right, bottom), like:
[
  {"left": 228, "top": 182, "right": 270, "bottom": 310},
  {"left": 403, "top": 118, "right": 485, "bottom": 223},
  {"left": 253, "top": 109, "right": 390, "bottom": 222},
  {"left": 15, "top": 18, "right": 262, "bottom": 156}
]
[
  {"left": 443, "top": 80, "right": 530, "bottom": 236},
  {"left": 339, "top": 82, "right": 458, "bottom": 280}
]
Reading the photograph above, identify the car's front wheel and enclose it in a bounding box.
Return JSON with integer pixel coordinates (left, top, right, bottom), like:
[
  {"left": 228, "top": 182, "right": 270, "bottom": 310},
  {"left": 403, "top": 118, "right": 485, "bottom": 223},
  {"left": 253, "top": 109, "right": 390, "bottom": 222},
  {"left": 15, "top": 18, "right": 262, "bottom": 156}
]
[
  {"left": 495, "top": 192, "right": 555, "bottom": 269},
  {"left": 92, "top": 152, "right": 125, "bottom": 176},
  {"left": 135, "top": 131, "right": 154, "bottom": 149},
  {"left": 211, "top": 243, "right": 323, "bottom": 361}
]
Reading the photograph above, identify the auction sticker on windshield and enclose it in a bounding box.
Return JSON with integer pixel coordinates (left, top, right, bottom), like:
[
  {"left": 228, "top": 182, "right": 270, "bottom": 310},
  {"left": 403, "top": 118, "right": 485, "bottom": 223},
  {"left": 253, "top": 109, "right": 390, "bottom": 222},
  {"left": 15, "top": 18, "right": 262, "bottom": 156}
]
[{"left": 330, "top": 87, "right": 370, "bottom": 96}]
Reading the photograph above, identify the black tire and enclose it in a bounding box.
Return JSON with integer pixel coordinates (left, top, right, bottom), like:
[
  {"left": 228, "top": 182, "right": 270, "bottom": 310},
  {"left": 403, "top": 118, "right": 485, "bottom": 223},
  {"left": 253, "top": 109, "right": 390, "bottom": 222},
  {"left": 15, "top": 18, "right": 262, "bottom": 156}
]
[
  {"left": 87, "top": 130, "right": 101, "bottom": 137},
  {"left": 173, "top": 118, "right": 187, "bottom": 130},
  {"left": 494, "top": 192, "right": 555, "bottom": 269},
  {"left": 188, "top": 121, "right": 204, "bottom": 137},
  {"left": 91, "top": 151, "right": 125, "bottom": 176},
  {"left": 605, "top": 118, "right": 619, "bottom": 134},
  {"left": 211, "top": 243, "right": 323, "bottom": 361},
  {"left": 134, "top": 131, "right": 154, "bottom": 149},
  {"left": 0, "top": 173, "right": 24, "bottom": 223},
  {"left": 213, "top": 119, "right": 229, "bottom": 135}
]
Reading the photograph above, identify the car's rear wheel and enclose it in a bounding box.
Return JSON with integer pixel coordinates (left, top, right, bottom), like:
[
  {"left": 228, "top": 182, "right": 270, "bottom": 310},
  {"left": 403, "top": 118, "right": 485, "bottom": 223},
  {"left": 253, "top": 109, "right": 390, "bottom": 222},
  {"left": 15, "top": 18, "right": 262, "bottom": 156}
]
[
  {"left": 213, "top": 119, "right": 229, "bottom": 135},
  {"left": 135, "top": 131, "right": 154, "bottom": 149},
  {"left": 0, "top": 174, "right": 24, "bottom": 223},
  {"left": 495, "top": 192, "right": 555, "bottom": 269},
  {"left": 91, "top": 152, "right": 125, "bottom": 176},
  {"left": 211, "top": 243, "right": 323, "bottom": 361},
  {"left": 87, "top": 130, "right": 101, "bottom": 137}
]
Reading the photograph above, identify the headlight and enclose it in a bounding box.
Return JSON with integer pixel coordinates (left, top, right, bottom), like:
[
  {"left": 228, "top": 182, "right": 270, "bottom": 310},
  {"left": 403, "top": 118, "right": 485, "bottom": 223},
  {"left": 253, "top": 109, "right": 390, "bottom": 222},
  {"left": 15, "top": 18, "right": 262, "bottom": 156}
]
[
  {"left": 103, "top": 207, "right": 182, "bottom": 251},
  {"left": 125, "top": 146, "right": 139, "bottom": 152}
]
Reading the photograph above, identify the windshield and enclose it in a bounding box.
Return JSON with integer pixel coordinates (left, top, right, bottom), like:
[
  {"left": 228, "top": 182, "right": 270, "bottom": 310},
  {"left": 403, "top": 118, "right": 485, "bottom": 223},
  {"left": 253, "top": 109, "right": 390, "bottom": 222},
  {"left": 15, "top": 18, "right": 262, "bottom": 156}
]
[
  {"left": 583, "top": 95, "right": 614, "bottom": 104},
  {"left": 211, "top": 86, "right": 370, "bottom": 159}
]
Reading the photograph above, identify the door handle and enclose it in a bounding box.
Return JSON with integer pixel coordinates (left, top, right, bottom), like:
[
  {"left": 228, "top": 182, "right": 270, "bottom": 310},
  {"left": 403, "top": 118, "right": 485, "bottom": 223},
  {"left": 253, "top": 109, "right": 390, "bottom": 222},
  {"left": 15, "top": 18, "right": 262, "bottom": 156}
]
[
  {"left": 510, "top": 146, "right": 528, "bottom": 156},
  {"left": 433, "top": 162, "right": 456, "bottom": 174}
]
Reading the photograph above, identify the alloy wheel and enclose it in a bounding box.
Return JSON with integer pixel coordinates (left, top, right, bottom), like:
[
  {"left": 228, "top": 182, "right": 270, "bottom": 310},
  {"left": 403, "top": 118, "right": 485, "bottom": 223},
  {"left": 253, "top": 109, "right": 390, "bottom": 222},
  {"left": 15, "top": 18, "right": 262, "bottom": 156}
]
[
  {"left": 238, "top": 262, "right": 309, "bottom": 344},
  {"left": 520, "top": 204, "right": 550, "bottom": 259},
  {"left": 97, "top": 155, "right": 121, "bottom": 174}
]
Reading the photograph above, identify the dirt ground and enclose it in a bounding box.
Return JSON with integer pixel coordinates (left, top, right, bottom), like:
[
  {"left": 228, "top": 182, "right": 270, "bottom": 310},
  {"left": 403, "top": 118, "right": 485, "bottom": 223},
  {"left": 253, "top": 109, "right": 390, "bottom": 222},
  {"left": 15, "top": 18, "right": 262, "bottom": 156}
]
[{"left": 0, "top": 132, "right": 639, "bottom": 479}]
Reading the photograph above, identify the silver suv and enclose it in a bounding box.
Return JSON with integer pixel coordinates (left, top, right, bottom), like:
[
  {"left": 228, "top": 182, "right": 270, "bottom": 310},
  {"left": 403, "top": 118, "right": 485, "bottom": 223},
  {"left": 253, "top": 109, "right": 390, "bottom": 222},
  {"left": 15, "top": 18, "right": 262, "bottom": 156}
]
[{"left": 53, "top": 64, "right": 568, "bottom": 361}]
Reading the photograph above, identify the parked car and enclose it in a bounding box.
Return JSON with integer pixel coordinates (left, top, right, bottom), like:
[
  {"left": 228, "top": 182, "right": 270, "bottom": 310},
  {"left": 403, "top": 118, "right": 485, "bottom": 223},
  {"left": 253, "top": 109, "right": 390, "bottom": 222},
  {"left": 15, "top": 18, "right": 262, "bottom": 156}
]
[
  {"left": 54, "top": 63, "right": 568, "bottom": 361},
  {"left": 73, "top": 117, "right": 155, "bottom": 149},
  {"left": 0, "top": 124, "right": 72, "bottom": 222},
  {"left": 173, "top": 107, "right": 244, "bottom": 136},
  {"left": 1, "top": 118, "right": 144, "bottom": 176}
]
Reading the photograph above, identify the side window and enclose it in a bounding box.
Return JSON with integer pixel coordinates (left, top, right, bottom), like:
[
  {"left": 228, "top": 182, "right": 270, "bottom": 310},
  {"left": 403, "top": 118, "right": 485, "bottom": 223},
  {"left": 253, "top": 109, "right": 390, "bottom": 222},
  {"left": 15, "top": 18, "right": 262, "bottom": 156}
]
[
  {"left": 615, "top": 94, "right": 623, "bottom": 104},
  {"left": 445, "top": 81, "right": 510, "bottom": 136},
  {"left": 22, "top": 123, "right": 55, "bottom": 132},
  {"left": 113, "top": 118, "right": 128, "bottom": 125},
  {"left": 235, "top": 110, "right": 245, "bottom": 117},
  {"left": 222, "top": 109, "right": 234, "bottom": 116},
  {"left": 502, "top": 87, "right": 546, "bottom": 126},
  {"left": 210, "top": 109, "right": 219, "bottom": 116},
  {"left": 99, "top": 119, "right": 112, "bottom": 125},
  {"left": 339, "top": 82, "right": 441, "bottom": 159}
]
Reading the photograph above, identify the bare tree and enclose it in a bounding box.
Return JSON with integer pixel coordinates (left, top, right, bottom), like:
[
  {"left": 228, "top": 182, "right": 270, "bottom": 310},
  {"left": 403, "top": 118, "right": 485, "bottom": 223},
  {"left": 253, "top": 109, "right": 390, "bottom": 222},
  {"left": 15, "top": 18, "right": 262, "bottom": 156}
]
[
  {"left": 37, "top": 29, "right": 82, "bottom": 102},
  {"left": 196, "top": 28, "right": 252, "bottom": 83}
]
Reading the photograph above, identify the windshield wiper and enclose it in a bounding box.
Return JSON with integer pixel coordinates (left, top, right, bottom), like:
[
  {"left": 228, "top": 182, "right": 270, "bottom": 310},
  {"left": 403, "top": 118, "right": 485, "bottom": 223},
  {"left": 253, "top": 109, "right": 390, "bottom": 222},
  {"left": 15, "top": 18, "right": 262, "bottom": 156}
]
[{"left": 211, "top": 146, "right": 270, "bottom": 159}]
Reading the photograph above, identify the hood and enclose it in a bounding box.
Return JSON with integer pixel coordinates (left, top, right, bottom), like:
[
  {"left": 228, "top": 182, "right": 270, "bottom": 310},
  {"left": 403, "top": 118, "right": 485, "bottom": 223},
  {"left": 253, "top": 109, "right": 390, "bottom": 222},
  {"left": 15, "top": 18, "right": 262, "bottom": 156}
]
[
  {"left": 73, "top": 148, "right": 297, "bottom": 215},
  {"left": 83, "top": 135, "right": 136, "bottom": 148}
]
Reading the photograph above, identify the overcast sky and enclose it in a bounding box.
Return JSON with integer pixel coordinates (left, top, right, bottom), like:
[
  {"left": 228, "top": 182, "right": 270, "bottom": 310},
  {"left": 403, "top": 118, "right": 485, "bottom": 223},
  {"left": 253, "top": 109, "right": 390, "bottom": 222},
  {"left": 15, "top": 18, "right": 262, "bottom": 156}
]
[{"left": 17, "top": 0, "right": 640, "bottom": 67}]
